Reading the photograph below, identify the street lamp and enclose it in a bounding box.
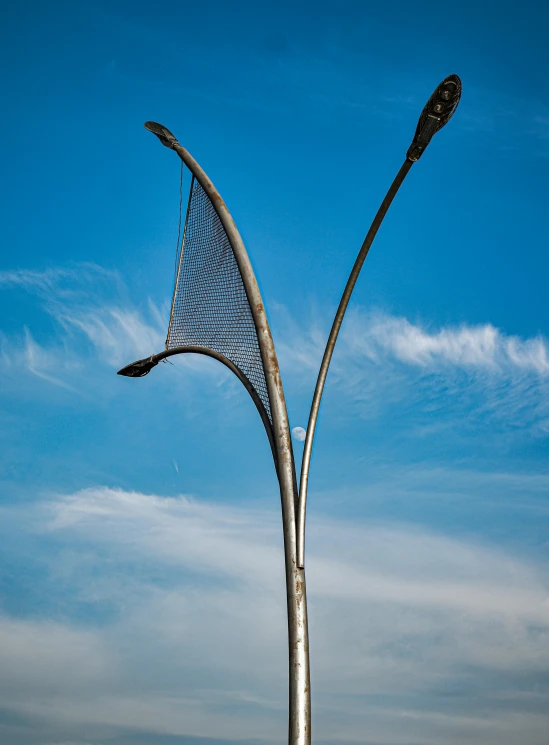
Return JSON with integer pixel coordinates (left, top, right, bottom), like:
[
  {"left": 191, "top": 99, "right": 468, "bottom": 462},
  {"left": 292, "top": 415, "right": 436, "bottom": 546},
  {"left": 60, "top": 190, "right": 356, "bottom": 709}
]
[
  {"left": 119, "top": 122, "right": 311, "bottom": 745},
  {"left": 297, "top": 73, "right": 462, "bottom": 567},
  {"left": 118, "top": 74, "right": 461, "bottom": 745}
]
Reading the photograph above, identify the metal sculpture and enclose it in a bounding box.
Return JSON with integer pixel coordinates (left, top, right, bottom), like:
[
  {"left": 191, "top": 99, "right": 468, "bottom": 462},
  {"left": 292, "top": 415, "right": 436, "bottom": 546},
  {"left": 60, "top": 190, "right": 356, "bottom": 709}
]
[
  {"left": 119, "top": 122, "right": 311, "bottom": 745},
  {"left": 118, "top": 74, "right": 461, "bottom": 745}
]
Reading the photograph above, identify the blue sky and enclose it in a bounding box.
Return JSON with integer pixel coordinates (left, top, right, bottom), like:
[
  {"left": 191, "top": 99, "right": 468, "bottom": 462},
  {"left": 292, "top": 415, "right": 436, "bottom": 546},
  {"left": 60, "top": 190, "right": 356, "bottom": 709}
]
[{"left": 1, "top": 1, "right": 549, "bottom": 744}]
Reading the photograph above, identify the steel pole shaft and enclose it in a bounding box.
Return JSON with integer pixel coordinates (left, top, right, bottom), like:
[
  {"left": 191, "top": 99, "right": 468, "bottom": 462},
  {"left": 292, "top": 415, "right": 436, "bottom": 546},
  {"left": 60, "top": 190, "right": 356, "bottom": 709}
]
[
  {"left": 168, "top": 141, "right": 311, "bottom": 745},
  {"left": 296, "top": 159, "right": 414, "bottom": 568}
]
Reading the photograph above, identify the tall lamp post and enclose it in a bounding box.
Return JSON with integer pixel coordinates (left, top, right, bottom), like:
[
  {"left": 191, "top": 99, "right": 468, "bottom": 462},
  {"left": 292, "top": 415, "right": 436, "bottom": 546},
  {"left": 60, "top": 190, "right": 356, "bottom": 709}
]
[{"left": 118, "top": 74, "right": 461, "bottom": 745}]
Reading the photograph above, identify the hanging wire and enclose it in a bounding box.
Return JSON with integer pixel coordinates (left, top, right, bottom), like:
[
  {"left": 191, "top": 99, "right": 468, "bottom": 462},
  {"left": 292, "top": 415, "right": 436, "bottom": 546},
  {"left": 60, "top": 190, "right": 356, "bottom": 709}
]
[
  {"left": 166, "top": 173, "right": 195, "bottom": 349},
  {"left": 173, "top": 161, "right": 184, "bottom": 286}
]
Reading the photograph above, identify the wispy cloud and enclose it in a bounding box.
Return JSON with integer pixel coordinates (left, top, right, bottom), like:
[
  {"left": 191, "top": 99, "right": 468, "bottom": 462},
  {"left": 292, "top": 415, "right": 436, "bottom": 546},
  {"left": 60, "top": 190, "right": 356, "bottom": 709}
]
[
  {"left": 22, "top": 327, "right": 84, "bottom": 393},
  {"left": 279, "top": 308, "right": 549, "bottom": 435},
  {"left": 357, "top": 313, "right": 549, "bottom": 373},
  {"left": 55, "top": 304, "right": 165, "bottom": 368},
  {"left": 48, "top": 486, "right": 549, "bottom": 624},
  {"left": 280, "top": 308, "right": 549, "bottom": 376},
  {"left": 2, "top": 263, "right": 549, "bottom": 436},
  {"left": 0, "top": 486, "right": 547, "bottom": 744},
  {"left": 0, "top": 263, "right": 240, "bottom": 404},
  {"left": 0, "top": 263, "right": 166, "bottom": 385},
  {"left": 0, "top": 263, "right": 116, "bottom": 295}
]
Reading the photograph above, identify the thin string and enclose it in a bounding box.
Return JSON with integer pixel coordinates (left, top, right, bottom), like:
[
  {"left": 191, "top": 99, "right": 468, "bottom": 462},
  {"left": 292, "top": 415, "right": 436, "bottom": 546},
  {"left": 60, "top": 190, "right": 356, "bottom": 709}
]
[
  {"left": 165, "top": 172, "right": 194, "bottom": 349},
  {"left": 174, "top": 161, "right": 184, "bottom": 286}
]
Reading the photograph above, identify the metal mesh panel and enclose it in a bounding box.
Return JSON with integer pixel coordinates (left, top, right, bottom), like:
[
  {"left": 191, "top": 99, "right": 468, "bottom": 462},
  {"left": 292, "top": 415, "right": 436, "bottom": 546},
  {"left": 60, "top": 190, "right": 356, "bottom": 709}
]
[{"left": 167, "top": 176, "right": 272, "bottom": 422}]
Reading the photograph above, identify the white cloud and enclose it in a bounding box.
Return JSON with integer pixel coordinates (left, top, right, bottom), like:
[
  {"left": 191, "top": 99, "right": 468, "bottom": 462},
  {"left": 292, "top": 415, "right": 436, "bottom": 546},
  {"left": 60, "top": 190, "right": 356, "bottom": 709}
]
[
  {"left": 278, "top": 308, "right": 549, "bottom": 435},
  {"left": 0, "top": 266, "right": 78, "bottom": 291},
  {"left": 22, "top": 327, "right": 84, "bottom": 393},
  {"left": 2, "top": 263, "right": 549, "bottom": 437},
  {"left": 0, "top": 263, "right": 171, "bottom": 393},
  {"left": 0, "top": 263, "right": 238, "bottom": 403},
  {"left": 0, "top": 486, "right": 547, "bottom": 744},
  {"left": 359, "top": 313, "right": 549, "bottom": 373},
  {"left": 0, "top": 616, "right": 115, "bottom": 695},
  {"left": 56, "top": 305, "right": 165, "bottom": 367},
  {"left": 280, "top": 308, "right": 549, "bottom": 377},
  {"left": 0, "top": 263, "right": 115, "bottom": 294}
]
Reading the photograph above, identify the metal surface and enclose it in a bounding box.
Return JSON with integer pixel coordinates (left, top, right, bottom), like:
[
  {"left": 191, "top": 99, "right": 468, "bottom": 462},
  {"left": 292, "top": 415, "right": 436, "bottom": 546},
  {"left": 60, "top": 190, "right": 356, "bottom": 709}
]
[
  {"left": 296, "top": 75, "right": 462, "bottom": 569},
  {"left": 120, "top": 123, "right": 311, "bottom": 745},
  {"left": 406, "top": 74, "right": 461, "bottom": 162},
  {"left": 296, "top": 159, "right": 413, "bottom": 568},
  {"left": 118, "top": 346, "right": 277, "bottom": 468},
  {"left": 165, "top": 171, "right": 272, "bottom": 422},
  {"left": 120, "top": 74, "right": 461, "bottom": 738}
]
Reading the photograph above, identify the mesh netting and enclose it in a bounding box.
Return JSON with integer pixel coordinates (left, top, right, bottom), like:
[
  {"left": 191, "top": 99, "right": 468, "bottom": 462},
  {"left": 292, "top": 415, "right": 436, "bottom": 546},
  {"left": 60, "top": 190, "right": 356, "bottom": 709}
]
[{"left": 167, "top": 176, "right": 272, "bottom": 422}]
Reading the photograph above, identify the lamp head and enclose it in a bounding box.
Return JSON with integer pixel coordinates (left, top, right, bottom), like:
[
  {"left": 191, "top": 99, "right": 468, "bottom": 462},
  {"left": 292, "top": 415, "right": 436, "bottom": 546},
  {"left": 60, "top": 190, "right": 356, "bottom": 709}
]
[
  {"left": 406, "top": 74, "right": 462, "bottom": 162},
  {"left": 117, "top": 356, "right": 158, "bottom": 378},
  {"left": 144, "top": 121, "right": 179, "bottom": 149}
]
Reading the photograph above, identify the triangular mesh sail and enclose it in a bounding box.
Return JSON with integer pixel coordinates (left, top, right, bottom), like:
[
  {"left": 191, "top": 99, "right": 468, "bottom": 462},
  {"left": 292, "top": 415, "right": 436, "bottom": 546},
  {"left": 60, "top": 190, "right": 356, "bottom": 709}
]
[{"left": 166, "top": 176, "right": 272, "bottom": 423}]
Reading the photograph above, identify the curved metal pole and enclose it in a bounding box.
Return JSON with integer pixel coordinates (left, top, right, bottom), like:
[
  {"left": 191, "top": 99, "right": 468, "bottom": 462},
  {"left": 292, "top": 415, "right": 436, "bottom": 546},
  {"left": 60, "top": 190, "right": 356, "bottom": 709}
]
[
  {"left": 296, "top": 160, "right": 413, "bottom": 568},
  {"left": 171, "top": 141, "right": 310, "bottom": 745},
  {"left": 296, "top": 74, "right": 462, "bottom": 569},
  {"left": 118, "top": 345, "right": 278, "bottom": 468},
  {"left": 125, "top": 124, "right": 311, "bottom": 745}
]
